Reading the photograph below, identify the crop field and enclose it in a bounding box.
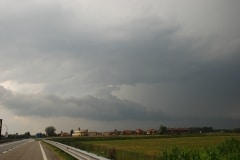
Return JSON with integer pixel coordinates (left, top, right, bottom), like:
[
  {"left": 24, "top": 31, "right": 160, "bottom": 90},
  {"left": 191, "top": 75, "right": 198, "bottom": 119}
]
[
  {"left": 52, "top": 134, "right": 240, "bottom": 160},
  {"left": 82, "top": 135, "right": 237, "bottom": 155}
]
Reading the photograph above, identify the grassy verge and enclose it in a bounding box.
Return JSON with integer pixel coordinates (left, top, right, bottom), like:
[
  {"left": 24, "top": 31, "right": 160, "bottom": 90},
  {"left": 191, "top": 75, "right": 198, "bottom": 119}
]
[{"left": 42, "top": 141, "right": 77, "bottom": 160}]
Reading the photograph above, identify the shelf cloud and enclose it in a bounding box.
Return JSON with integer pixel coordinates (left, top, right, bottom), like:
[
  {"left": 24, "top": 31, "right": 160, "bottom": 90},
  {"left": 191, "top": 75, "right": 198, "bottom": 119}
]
[{"left": 0, "top": 0, "right": 240, "bottom": 133}]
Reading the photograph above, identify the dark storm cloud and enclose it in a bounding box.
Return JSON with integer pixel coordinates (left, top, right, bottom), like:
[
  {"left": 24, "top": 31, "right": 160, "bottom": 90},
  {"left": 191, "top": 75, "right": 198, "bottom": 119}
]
[
  {"left": 0, "top": 0, "right": 240, "bottom": 130},
  {"left": 117, "top": 51, "right": 240, "bottom": 122},
  {"left": 0, "top": 86, "right": 166, "bottom": 121}
]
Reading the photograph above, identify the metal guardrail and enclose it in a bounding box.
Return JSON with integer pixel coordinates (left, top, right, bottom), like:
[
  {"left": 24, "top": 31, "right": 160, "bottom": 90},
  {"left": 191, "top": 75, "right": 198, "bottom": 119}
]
[{"left": 44, "top": 140, "right": 110, "bottom": 160}]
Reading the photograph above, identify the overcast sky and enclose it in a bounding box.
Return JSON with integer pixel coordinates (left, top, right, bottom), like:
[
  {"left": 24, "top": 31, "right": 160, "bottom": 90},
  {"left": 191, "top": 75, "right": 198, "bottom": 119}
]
[{"left": 0, "top": 0, "right": 240, "bottom": 135}]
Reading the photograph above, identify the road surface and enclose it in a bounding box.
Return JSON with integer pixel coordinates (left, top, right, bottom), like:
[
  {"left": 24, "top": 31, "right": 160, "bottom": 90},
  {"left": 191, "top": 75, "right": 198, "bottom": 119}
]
[{"left": 0, "top": 139, "right": 59, "bottom": 160}]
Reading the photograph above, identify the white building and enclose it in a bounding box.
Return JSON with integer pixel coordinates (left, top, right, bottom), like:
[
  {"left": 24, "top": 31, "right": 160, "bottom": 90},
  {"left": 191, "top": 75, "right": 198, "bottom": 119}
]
[{"left": 72, "top": 128, "right": 88, "bottom": 137}]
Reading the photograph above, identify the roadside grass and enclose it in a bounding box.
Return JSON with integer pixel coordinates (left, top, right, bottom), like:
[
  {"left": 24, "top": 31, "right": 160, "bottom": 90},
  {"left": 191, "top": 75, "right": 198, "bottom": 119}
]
[{"left": 42, "top": 141, "right": 77, "bottom": 160}]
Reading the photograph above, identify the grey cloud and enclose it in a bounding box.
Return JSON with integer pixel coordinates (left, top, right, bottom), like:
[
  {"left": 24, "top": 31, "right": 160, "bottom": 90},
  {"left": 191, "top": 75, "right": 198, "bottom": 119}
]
[
  {"left": 112, "top": 51, "right": 240, "bottom": 127},
  {"left": 0, "top": 0, "right": 240, "bottom": 130},
  {"left": 0, "top": 86, "right": 166, "bottom": 121},
  {"left": 1, "top": 0, "right": 238, "bottom": 86}
]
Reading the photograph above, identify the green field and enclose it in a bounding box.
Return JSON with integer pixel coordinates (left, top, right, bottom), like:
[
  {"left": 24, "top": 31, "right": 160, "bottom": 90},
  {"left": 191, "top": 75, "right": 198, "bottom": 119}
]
[
  {"left": 52, "top": 134, "right": 240, "bottom": 159},
  {"left": 84, "top": 136, "right": 237, "bottom": 156}
]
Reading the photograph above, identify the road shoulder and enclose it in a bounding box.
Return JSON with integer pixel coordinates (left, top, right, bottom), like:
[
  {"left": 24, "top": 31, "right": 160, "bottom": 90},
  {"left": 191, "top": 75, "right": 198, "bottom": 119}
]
[{"left": 41, "top": 141, "right": 61, "bottom": 160}]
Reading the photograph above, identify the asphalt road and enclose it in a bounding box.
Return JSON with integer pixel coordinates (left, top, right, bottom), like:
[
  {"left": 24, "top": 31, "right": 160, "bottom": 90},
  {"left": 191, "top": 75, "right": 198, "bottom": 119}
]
[{"left": 0, "top": 139, "right": 59, "bottom": 160}]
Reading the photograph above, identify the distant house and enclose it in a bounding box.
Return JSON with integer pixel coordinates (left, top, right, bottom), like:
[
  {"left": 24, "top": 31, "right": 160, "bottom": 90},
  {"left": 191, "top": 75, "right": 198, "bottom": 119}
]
[
  {"left": 136, "top": 128, "right": 145, "bottom": 135},
  {"left": 60, "top": 131, "right": 70, "bottom": 137},
  {"left": 122, "top": 130, "right": 135, "bottom": 135},
  {"left": 88, "top": 131, "right": 102, "bottom": 137},
  {"left": 147, "top": 129, "right": 157, "bottom": 135},
  {"left": 102, "top": 132, "right": 112, "bottom": 136},
  {"left": 167, "top": 128, "right": 189, "bottom": 134},
  {"left": 72, "top": 128, "right": 88, "bottom": 137}
]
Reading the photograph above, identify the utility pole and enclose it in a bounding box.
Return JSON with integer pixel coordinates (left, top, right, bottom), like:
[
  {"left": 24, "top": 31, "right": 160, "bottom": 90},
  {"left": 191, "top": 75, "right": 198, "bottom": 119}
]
[{"left": 0, "top": 119, "right": 2, "bottom": 141}]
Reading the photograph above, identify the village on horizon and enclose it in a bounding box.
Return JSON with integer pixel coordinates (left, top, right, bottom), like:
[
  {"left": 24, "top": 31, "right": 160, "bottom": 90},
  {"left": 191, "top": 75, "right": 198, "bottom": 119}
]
[{"left": 51, "top": 126, "right": 240, "bottom": 138}]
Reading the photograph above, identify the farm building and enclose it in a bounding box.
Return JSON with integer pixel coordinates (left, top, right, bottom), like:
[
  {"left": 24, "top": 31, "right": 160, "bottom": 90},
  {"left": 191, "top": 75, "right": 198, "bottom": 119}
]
[{"left": 72, "top": 128, "right": 88, "bottom": 136}]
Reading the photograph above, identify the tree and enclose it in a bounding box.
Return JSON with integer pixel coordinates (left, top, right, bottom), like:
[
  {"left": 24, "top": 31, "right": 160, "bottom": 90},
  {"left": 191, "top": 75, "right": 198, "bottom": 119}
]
[
  {"left": 36, "top": 132, "right": 44, "bottom": 138},
  {"left": 23, "top": 132, "right": 31, "bottom": 138},
  {"left": 45, "top": 126, "right": 56, "bottom": 137},
  {"left": 70, "top": 129, "right": 74, "bottom": 136},
  {"left": 234, "top": 128, "right": 240, "bottom": 133},
  {"left": 159, "top": 125, "right": 167, "bottom": 135}
]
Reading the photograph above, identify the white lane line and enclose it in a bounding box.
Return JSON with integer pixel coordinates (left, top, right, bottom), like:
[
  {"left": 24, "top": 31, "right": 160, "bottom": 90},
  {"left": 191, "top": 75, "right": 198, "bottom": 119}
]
[
  {"left": 0, "top": 139, "right": 33, "bottom": 155},
  {"left": 39, "top": 141, "right": 48, "bottom": 160}
]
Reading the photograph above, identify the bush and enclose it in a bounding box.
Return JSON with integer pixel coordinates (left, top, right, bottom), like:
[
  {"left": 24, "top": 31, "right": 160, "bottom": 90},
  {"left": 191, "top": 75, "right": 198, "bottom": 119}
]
[
  {"left": 162, "top": 147, "right": 201, "bottom": 160},
  {"left": 161, "top": 138, "right": 240, "bottom": 160}
]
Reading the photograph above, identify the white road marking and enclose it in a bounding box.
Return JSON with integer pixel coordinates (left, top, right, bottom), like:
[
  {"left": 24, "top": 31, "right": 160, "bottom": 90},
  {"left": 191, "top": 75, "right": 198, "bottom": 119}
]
[
  {"left": 0, "top": 139, "right": 33, "bottom": 155},
  {"left": 39, "top": 141, "right": 48, "bottom": 160}
]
